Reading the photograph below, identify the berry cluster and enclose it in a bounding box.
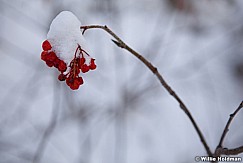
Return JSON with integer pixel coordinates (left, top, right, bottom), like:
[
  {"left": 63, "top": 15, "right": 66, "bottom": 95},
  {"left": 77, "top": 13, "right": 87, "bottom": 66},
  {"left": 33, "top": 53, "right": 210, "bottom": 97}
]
[
  {"left": 41, "top": 40, "right": 67, "bottom": 72},
  {"left": 41, "top": 40, "right": 96, "bottom": 90}
]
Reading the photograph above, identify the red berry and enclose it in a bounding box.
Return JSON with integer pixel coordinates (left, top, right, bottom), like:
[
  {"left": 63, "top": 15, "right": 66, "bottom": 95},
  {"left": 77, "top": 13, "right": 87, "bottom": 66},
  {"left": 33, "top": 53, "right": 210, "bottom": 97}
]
[
  {"left": 66, "top": 76, "right": 81, "bottom": 90},
  {"left": 58, "top": 60, "right": 67, "bottom": 72},
  {"left": 66, "top": 76, "right": 73, "bottom": 86},
  {"left": 90, "top": 64, "right": 96, "bottom": 70},
  {"left": 42, "top": 40, "right": 52, "bottom": 51},
  {"left": 70, "top": 85, "right": 78, "bottom": 90},
  {"left": 81, "top": 64, "right": 90, "bottom": 73},
  {"left": 74, "top": 68, "right": 80, "bottom": 75},
  {"left": 53, "top": 58, "right": 60, "bottom": 68},
  {"left": 46, "top": 61, "right": 54, "bottom": 67},
  {"left": 89, "top": 58, "right": 96, "bottom": 70},
  {"left": 41, "top": 51, "right": 48, "bottom": 61},
  {"left": 48, "top": 51, "right": 57, "bottom": 62},
  {"left": 70, "top": 81, "right": 80, "bottom": 90},
  {"left": 79, "top": 57, "right": 86, "bottom": 67},
  {"left": 77, "top": 77, "right": 84, "bottom": 85},
  {"left": 58, "top": 73, "right": 66, "bottom": 81}
]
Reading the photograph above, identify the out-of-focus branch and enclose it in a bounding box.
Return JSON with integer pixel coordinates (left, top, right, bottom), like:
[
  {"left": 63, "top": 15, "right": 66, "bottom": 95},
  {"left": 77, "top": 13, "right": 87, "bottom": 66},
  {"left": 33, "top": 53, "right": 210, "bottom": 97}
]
[
  {"left": 32, "top": 80, "right": 61, "bottom": 163},
  {"left": 214, "top": 101, "right": 243, "bottom": 156},
  {"left": 80, "top": 25, "right": 212, "bottom": 156}
]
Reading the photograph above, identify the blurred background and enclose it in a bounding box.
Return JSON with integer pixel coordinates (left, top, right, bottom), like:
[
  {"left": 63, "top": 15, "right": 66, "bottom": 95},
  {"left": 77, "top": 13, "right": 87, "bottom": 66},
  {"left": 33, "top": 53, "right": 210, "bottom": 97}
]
[{"left": 0, "top": 0, "right": 243, "bottom": 162}]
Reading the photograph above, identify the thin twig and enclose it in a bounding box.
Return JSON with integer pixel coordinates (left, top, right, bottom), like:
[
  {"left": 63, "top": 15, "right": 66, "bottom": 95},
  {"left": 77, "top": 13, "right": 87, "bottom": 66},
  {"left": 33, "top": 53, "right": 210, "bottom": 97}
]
[
  {"left": 81, "top": 25, "right": 212, "bottom": 156},
  {"left": 214, "top": 101, "right": 243, "bottom": 157},
  {"left": 217, "top": 101, "right": 243, "bottom": 148},
  {"left": 219, "top": 146, "right": 243, "bottom": 155},
  {"left": 215, "top": 146, "right": 243, "bottom": 156}
]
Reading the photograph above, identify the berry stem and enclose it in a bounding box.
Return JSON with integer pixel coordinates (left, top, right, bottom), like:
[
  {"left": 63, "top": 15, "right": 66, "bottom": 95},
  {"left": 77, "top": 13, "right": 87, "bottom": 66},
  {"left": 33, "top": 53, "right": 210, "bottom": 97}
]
[
  {"left": 81, "top": 49, "right": 90, "bottom": 57},
  {"left": 74, "top": 45, "right": 79, "bottom": 58}
]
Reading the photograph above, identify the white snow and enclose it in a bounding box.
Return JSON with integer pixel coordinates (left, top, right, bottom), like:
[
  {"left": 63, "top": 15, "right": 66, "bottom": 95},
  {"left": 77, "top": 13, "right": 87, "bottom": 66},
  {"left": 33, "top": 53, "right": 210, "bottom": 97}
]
[{"left": 47, "top": 11, "right": 86, "bottom": 64}]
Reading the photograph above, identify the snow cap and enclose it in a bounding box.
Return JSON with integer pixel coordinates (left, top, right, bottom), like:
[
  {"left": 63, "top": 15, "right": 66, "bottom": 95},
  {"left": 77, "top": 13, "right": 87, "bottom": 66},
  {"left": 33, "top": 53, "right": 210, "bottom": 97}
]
[{"left": 47, "top": 11, "right": 86, "bottom": 63}]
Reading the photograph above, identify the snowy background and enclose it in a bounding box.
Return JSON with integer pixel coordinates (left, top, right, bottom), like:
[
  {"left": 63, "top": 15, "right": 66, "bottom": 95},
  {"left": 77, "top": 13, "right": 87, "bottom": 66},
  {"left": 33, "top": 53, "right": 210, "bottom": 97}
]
[{"left": 0, "top": 0, "right": 243, "bottom": 163}]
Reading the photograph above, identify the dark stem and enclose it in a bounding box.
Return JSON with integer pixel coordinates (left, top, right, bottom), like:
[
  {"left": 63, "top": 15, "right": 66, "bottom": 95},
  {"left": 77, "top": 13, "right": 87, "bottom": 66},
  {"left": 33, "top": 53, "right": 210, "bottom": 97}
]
[
  {"left": 214, "top": 101, "right": 243, "bottom": 156},
  {"left": 80, "top": 25, "right": 212, "bottom": 156},
  {"left": 218, "top": 101, "right": 243, "bottom": 148},
  {"left": 219, "top": 146, "right": 243, "bottom": 155}
]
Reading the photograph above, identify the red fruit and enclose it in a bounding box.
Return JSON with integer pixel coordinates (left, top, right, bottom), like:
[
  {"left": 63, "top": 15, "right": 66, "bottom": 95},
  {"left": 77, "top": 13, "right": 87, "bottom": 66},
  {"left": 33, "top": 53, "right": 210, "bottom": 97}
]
[
  {"left": 66, "top": 77, "right": 74, "bottom": 86},
  {"left": 81, "top": 64, "right": 90, "bottom": 73},
  {"left": 58, "top": 73, "right": 66, "bottom": 81},
  {"left": 79, "top": 57, "right": 86, "bottom": 67},
  {"left": 53, "top": 58, "right": 60, "bottom": 68},
  {"left": 74, "top": 68, "right": 80, "bottom": 75},
  {"left": 46, "top": 61, "right": 54, "bottom": 67},
  {"left": 89, "top": 58, "right": 96, "bottom": 70},
  {"left": 48, "top": 51, "right": 57, "bottom": 62},
  {"left": 77, "top": 77, "right": 84, "bottom": 85},
  {"left": 66, "top": 76, "right": 81, "bottom": 90},
  {"left": 42, "top": 40, "right": 52, "bottom": 51},
  {"left": 89, "top": 64, "right": 96, "bottom": 70},
  {"left": 41, "top": 51, "right": 48, "bottom": 61},
  {"left": 41, "top": 42, "right": 97, "bottom": 90},
  {"left": 58, "top": 60, "right": 67, "bottom": 72},
  {"left": 70, "top": 81, "right": 80, "bottom": 90}
]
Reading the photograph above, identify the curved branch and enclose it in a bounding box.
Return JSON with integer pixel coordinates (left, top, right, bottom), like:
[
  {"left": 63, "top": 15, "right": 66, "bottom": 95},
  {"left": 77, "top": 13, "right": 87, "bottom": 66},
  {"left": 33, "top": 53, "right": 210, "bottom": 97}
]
[
  {"left": 217, "top": 101, "right": 243, "bottom": 148},
  {"left": 214, "top": 101, "right": 243, "bottom": 157},
  {"left": 81, "top": 25, "right": 212, "bottom": 156}
]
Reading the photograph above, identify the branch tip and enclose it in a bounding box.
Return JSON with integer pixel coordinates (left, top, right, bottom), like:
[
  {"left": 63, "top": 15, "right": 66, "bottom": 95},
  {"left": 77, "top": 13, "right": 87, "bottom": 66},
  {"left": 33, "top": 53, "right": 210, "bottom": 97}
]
[{"left": 111, "top": 39, "right": 122, "bottom": 47}]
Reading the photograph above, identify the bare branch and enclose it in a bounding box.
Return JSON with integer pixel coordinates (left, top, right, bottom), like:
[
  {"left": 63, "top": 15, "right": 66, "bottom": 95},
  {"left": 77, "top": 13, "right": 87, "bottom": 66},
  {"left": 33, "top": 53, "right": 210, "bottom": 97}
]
[
  {"left": 214, "top": 101, "right": 243, "bottom": 157},
  {"left": 81, "top": 25, "right": 212, "bottom": 156},
  {"left": 217, "top": 101, "right": 243, "bottom": 148},
  {"left": 216, "top": 146, "right": 243, "bottom": 156}
]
